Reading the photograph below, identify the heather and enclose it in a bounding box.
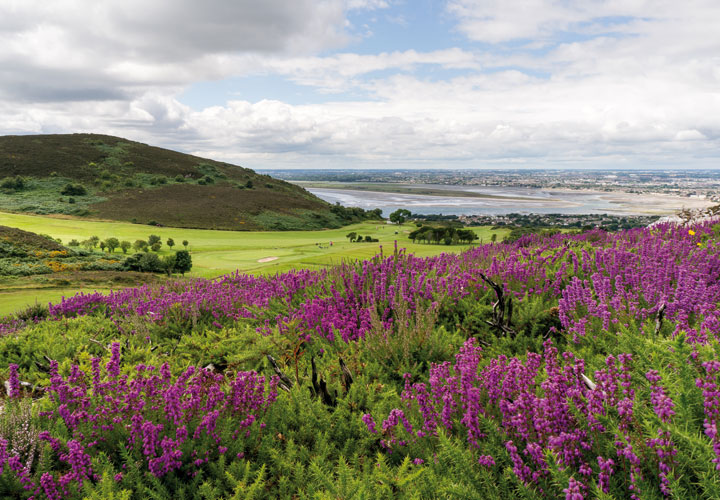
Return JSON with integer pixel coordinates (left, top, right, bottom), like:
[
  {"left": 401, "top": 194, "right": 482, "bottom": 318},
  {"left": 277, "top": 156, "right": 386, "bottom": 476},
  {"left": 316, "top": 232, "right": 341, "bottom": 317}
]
[{"left": 2, "top": 222, "right": 720, "bottom": 498}]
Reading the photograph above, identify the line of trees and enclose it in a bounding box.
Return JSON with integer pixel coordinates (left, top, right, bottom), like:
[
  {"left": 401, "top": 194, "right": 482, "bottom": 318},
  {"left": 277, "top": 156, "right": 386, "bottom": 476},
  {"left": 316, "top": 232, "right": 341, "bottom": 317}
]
[
  {"left": 69, "top": 235, "right": 189, "bottom": 254},
  {"left": 409, "top": 225, "right": 479, "bottom": 245},
  {"left": 345, "top": 232, "right": 379, "bottom": 243},
  {"left": 123, "top": 249, "right": 192, "bottom": 275},
  {"left": 66, "top": 233, "right": 193, "bottom": 275}
]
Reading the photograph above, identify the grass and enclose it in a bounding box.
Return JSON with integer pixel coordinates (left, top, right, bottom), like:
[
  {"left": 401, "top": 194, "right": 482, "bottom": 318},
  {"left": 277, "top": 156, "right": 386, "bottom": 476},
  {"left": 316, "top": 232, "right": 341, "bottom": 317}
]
[
  {"left": 0, "top": 287, "right": 113, "bottom": 316},
  {"left": 0, "top": 210, "right": 509, "bottom": 316}
]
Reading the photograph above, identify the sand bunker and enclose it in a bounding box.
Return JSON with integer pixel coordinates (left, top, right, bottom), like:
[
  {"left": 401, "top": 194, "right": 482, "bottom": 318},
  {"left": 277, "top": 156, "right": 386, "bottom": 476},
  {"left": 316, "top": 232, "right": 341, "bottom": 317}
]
[{"left": 257, "top": 256, "right": 279, "bottom": 263}]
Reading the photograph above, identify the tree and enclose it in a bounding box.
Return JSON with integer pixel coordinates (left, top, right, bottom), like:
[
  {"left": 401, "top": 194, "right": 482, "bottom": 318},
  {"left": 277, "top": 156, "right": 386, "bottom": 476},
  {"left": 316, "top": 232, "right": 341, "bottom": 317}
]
[
  {"left": 133, "top": 240, "right": 148, "bottom": 252},
  {"left": 104, "top": 237, "right": 120, "bottom": 253},
  {"left": 89, "top": 236, "right": 100, "bottom": 248},
  {"left": 151, "top": 242, "right": 162, "bottom": 252},
  {"left": 148, "top": 234, "right": 161, "bottom": 247},
  {"left": 174, "top": 250, "right": 192, "bottom": 275},
  {"left": 68, "top": 239, "right": 80, "bottom": 247},
  {"left": 491, "top": 233, "right": 497, "bottom": 243},
  {"left": 182, "top": 240, "right": 189, "bottom": 249},
  {"left": 162, "top": 254, "right": 176, "bottom": 276},
  {"left": 99, "top": 241, "right": 106, "bottom": 252},
  {"left": 166, "top": 238, "right": 175, "bottom": 249},
  {"left": 389, "top": 209, "right": 412, "bottom": 225},
  {"left": 346, "top": 232, "right": 357, "bottom": 242},
  {"left": 120, "top": 240, "right": 131, "bottom": 254},
  {"left": 245, "top": 180, "right": 254, "bottom": 189},
  {"left": 138, "top": 253, "right": 163, "bottom": 272}
]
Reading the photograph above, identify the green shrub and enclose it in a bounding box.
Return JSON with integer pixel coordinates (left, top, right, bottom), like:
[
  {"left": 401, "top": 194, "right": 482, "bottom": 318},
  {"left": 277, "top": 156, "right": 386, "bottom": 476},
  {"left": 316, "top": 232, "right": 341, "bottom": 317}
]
[
  {"left": 0, "top": 176, "right": 25, "bottom": 191},
  {"left": 60, "top": 183, "right": 87, "bottom": 196}
]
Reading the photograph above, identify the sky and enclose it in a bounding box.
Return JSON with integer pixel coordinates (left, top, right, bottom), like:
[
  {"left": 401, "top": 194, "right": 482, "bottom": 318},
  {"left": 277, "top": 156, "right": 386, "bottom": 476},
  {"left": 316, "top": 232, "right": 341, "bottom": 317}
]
[{"left": 1, "top": 0, "right": 719, "bottom": 170}]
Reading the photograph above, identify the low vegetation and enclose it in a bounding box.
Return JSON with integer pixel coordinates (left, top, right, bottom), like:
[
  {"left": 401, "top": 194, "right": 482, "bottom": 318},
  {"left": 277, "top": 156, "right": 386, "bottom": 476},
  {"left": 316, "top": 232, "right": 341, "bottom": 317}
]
[
  {"left": 0, "top": 225, "right": 192, "bottom": 281},
  {"left": 1, "top": 221, "right": 719, "bottom": 498},
  {"left": 409, "top": 224, "right": 479, "bottom": 245}
]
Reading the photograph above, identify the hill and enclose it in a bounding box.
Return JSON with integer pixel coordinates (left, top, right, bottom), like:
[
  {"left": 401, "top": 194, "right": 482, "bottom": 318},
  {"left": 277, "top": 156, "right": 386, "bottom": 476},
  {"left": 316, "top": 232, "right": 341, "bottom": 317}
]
[
  {"left": 0, "top": 133, "right": 381, "bottom": 230},
  {"left": 0, "top": 225, "right": 65, "bottom": 256}
]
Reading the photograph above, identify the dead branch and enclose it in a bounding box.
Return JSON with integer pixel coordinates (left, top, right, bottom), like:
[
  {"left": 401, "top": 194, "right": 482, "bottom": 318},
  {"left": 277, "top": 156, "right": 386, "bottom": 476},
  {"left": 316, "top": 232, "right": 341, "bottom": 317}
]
[
  {"left": 654, "top": 303, "right": 666, "bottom": 336},
  {"left": 339, "top": 357, "right": 353, "bottom": 393},
  {"left": 310, "top": 356, "right": 336, "bottom": 406},
  {"left": 479, "top": 272, "right": 517, "bottom": 337},
  {"left": 266, "top": 354, "right": 293, "bottom": 392}
]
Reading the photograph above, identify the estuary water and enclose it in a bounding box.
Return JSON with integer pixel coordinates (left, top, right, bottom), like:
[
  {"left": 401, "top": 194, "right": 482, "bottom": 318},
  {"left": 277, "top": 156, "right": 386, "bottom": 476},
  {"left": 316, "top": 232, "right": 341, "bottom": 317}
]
[{"left": 305, "top": 184, "right": 644, "bottom": 216}]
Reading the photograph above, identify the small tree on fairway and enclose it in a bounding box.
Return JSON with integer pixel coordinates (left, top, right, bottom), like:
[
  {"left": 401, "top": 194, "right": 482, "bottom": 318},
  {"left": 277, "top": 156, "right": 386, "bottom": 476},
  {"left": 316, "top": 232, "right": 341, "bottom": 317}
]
[
  {"left": 104, "top": 237, "right": 120, "bottom": 253},
  {"left": 174, "top": 250, "right": 192, "bottom": 275},
  {"left": 389, "top": 209, "right": 411, "bottom": 225},
  {"left": 133, "top": 240, "right": 148, "bottom": 253},
  {"left": 162, "top": 254, "right": 176, "bottom": 276},
  {"left": 99, "top": 241, "right": 106, "bottom": 252},
  {"left": 120, "top": 240, "right": 131, "bottom": 254},
  {"left": 346, "top": 232, "right": 357, "bottom": 242},
  {"left": 148, "top": 234, "right": 161, "bottom": 247},
  {"left": 151, "top": 242, "right": 162, "bottom": 252},
  {"left": 89, "top": 235, "right": 100, "bottom": 248},
  {"left": 166, "top": 238, "right": 175, "bottom": 249},
  {"left": 182, "top": 240, "right": 189, "bottom": 249}
]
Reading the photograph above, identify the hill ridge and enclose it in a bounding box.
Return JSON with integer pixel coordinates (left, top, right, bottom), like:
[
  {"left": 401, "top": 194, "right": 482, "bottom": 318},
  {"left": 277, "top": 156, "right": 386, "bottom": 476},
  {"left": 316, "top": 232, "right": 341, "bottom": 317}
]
[{"left": 0, "top": 133, "right": 380, "bottom": 230}]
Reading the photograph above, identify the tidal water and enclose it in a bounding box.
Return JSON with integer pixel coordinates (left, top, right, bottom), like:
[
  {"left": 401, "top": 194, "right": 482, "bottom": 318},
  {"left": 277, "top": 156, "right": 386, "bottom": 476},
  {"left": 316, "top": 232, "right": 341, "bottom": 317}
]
[{"left": 307, "top": 184, "right": 639, "bottom": 217}]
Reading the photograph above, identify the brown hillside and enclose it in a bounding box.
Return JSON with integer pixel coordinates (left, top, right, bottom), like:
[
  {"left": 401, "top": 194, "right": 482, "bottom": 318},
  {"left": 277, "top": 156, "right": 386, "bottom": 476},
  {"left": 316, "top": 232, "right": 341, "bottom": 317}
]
[
  {"left": 0, "top": 133, "right": 377, "bottom": 230},
  {"left": 92, "top": 184, "right": 332, "bottom": 230}
]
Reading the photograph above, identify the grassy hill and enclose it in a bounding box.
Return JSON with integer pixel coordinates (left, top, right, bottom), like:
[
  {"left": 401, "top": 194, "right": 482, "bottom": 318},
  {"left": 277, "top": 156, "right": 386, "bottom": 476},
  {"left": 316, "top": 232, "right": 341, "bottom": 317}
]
[
  {"left": 0, "top": 133, "right": 380, "bottom": 230},
  {"left": 0, "top": 225, "right": 65, "bottom": 255}
]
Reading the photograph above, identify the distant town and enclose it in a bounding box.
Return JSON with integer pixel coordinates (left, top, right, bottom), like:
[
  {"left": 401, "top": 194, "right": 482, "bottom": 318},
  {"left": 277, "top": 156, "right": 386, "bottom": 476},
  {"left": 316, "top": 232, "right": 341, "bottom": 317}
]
[
  {"left": 411, "top": 212, "right": 660, "bottom": 231},
  {"left": 262, "top": 169, "right": 720, "bottom": 203}
]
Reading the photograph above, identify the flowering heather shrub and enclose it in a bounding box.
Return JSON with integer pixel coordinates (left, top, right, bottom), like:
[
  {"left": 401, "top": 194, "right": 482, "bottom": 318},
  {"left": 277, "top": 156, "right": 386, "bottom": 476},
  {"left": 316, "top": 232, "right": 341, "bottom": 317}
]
[
  {"left": 1, "top": 221, "right": 720, "bottom": 498},
  {"left": 0, "top": 346, "right": 278, "bottom": 498}
]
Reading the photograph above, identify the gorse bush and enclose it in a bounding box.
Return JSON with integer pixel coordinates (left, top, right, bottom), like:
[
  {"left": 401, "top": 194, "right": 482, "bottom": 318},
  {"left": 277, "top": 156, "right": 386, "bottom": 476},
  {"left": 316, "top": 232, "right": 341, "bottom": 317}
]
[{"left": 2, "top": 221, "right": 720, "bottom": 498}]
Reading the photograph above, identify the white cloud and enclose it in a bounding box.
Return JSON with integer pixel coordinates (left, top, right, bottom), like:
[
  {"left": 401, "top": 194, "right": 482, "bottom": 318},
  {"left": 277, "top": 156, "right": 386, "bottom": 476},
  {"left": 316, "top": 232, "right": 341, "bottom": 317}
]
[
  {"left": 347, "top": 0, "right": 390, "bottom": 10},
  {"left": 226, "top": 48, "right": 480, "bottom": 92},
  {"left": 0, "top": 0, "right": 348, "bottom": 102},
  {"left": 0, "top": 0, "right": 719, "bottom": 169}
]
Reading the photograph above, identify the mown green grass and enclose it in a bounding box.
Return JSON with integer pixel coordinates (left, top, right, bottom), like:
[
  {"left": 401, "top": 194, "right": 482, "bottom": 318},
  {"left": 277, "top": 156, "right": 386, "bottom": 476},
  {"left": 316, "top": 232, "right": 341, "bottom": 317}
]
[
  {"left": 0, "top": 211, "right": 509, "bottom": 316},
  {"left": 0, "top": 287, "right": 112, "bottom": 316}
]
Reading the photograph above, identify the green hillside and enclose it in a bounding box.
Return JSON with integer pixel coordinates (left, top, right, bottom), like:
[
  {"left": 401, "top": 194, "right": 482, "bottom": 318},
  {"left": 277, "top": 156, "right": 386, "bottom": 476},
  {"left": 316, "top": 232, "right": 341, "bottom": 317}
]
[
  {"left": 0, "top": 134, "right": 380, "bottom": 230},
  {"left": 0, "top": 224, "right": 65, "bottom": 255}
]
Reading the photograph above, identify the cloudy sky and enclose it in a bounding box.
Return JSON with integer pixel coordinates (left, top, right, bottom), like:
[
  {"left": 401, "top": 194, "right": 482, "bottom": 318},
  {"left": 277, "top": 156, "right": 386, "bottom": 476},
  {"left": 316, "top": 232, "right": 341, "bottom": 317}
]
[{"left": 2, "top": 0, "right": 719, "bottom": 169}]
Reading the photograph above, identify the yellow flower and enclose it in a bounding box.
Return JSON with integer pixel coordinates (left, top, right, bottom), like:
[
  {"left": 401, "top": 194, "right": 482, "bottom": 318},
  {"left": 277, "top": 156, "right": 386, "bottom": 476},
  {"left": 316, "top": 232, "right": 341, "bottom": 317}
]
[
  {"left": 698, "top": 242, "right": 702, "bottom": 247},
  {"left": 689, "top": 229, "right": 696, "bottom": 235}
]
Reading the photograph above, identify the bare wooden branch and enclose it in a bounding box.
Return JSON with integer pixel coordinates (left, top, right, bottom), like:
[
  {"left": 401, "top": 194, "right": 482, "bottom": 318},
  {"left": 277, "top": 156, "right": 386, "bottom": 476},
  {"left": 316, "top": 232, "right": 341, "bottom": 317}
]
[
  {"left": 310, "top": 356, "right": 336, "bottom": 406},
  {"left": 479, "top": 272, "right": 517, "bottom": 337},
  {"left": 34, "top": 360, "right": 50, "bottom": 373},
  {"left": 581, "top": 374, "right": 597, "bottom": 391},
  {"left": 88, "top": 338, "right": 110, "bottom": 351},
  {"left": 339, "top": 357, "right": 353, "bottom": 393},
  {"left": 654, "top": 303, "right": 666, "bottom": 336},
  {"left": 266, "top": 354, "right": 293, "bottom": 392}
]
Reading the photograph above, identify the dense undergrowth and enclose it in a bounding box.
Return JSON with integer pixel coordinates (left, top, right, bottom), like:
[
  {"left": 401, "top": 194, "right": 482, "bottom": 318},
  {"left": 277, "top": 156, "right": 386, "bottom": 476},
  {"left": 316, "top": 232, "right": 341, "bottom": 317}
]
[{"left": 2, "top": 221, "right": 720, "bottom": 498}]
